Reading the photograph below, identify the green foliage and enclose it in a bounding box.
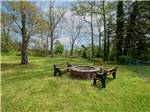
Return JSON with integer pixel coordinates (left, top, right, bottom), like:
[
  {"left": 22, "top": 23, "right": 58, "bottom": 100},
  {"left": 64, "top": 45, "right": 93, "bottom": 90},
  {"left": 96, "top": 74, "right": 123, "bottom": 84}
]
[
  {"left": 1, "top": 33, "right": 21, "bottom": 55},
  {"left": 80, "top": 45, "right": 103, "bottom": 59},
  {"left": 31, "top": 48, "right": 47, "bottom": 57},
  {"left": 73, "top": 48, "right": 81, "bottom": 57},
  {"left": 123, "top": 1, "right": 150, "bottom": 60},
  {"left": 95, "top": 52, "right": 103, "bottom": 58},
  {"left": 118, "top": 55, "right": 131, "bottom": 64},
  {"left": 30, "top": 38, "right": 48, "bottom": 57},
  {"left": 81, "top": 45, "right": 87, "bottom": 58},
  {"left": 109, "top": 50, "right": 116, "bottom": 61},
  {"left": 54, "top": 40, "right": 64, "bottom": 55}
]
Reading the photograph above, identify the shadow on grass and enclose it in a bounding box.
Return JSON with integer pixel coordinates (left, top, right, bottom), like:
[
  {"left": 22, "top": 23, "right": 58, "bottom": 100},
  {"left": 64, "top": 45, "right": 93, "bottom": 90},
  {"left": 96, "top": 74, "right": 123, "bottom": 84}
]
[
  {"left": 2, "top": 71, "right": 52, "bottom": 84},
  {"left": 1, "top": 63, "right": 52, "bottom": 83},
  {"left": 1, "top": 63, "right": 36, "bottom": 71},
  {"left": 1, "top": 63, "right": 21, "bottom": 70}
]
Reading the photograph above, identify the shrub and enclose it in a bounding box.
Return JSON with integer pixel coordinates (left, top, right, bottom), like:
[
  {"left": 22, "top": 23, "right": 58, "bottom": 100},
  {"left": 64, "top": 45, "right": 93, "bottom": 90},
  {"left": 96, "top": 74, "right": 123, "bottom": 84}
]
[
  {"left": 118, "top": 55, "right": 131, "bottom": 64},
  {"left": 32, "top": 49, "right": 47, "bottom": 57},
  {"left": 54, "top": 40, "right": 64, "bottom": 55}
]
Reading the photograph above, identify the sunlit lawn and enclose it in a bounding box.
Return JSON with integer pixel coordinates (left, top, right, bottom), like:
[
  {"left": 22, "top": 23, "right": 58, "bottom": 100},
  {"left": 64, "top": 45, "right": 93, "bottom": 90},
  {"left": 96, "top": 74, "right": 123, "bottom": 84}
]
[{"left": 1, "top": 55, "right": 150, "bottom": 112}]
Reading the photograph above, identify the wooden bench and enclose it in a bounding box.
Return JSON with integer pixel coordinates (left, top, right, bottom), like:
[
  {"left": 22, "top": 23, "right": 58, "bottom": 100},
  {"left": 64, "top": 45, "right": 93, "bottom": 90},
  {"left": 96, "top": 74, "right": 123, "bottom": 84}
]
[
  {"left": 107, "top": 67, "right": 117, "bottom": 79},
  {"left": 93, "top": 67, "right": 117, "bottom": 88},
  {"left": 53, "top": 63, "right": 71, "bottom": 76}
]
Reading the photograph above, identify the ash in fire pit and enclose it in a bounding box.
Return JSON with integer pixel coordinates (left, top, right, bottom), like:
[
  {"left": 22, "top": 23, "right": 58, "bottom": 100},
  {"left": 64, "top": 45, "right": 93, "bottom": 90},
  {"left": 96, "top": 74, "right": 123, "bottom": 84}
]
[{"left": 70, "top": 65, "right": 100, "bottom": 79}]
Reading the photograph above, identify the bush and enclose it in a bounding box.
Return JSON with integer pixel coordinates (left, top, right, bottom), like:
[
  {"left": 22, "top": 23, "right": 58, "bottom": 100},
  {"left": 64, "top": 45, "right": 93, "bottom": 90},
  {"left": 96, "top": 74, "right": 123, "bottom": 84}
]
[
  {"left": 32, "top": 49, "right": 47, "bottom": 57},
  {"left": 54, "top": 40, "right": 64, "bottom": 55},
  {"left": 82, "top": 51, "right": 87, "bottom": 58},
  {"left": 109, "top": 50, "right": 116, "bottom": 61},
  {"left": 118, "top": 55, "right": 131, "bottom": 64}
]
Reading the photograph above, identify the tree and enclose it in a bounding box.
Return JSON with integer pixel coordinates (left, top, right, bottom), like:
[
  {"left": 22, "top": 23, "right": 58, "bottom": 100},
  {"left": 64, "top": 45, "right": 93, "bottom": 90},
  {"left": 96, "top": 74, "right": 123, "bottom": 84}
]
[
  {"left": 65, "top": 15, "right": 82, "bottom": 56},
  {"left": 1, "top": 12, "right": 14, "bottom": 53},
  {"left": 95, "top": 1, "right": 116, "bottom": 60},
  {"left": 54, "top": 40, "right": 64, "bottom": 55},
  {"left": 95, "top": 13, "right": 103, "bottom": 56},
  {"left": 125, "top": 1, "right": 150, "bottom": 60},
  {"left": 1, "top": 12, "right": 13, "bottom": 44},
  {"left": 102, "top": 0, "right": 107, "bottom": 61},
  {"left": 72, "top": 1, "right": 98, "bottom": 58},
  {"left": 81, "top": 45, "right": 87, "bottom": 58},
  {"left": 2, "top": 1, "right": 40, "bottom": 64},
  {"left": 116, "top": 1, "right": 124, "bottom": 62},
  {"left": 106, "top": 15, "right": 116, "bottom": 60},
  {"left": 37, "top": 17, "right": 50, "bottom": 55},
  {"left": 48, "top": 0, "right": 66, "bottom": 57}
]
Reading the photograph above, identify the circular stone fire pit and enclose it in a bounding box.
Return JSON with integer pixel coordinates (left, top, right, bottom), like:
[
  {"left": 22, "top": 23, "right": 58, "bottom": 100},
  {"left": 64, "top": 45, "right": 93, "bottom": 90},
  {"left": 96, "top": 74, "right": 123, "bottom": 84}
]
[{"left": 70, "top": 65, "right": 100, "bottom": 79}]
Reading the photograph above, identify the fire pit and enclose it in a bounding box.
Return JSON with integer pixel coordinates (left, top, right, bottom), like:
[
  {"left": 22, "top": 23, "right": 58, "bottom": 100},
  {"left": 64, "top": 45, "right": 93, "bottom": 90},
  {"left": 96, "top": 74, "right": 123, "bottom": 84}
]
[{"left": 70, "top": 65, "right": 100, "bottom": 79}]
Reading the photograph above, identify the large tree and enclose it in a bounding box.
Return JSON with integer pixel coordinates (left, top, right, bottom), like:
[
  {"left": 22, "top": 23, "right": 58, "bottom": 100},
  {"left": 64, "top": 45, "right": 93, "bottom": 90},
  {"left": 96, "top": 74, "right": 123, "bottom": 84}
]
[
  {"left": 125, "top": 1, "right": 150, "bottom": 60},
  {"left": 2, "top": 1, "right": 40, "bottom": 64},
  {"left": 102, "top": 0, "right": 107, "bottom": 61},
  {"left": 116, "top": 1, "right": 124, "bottom": 62},
  {"left": 72, "top": 1, "right": 99, "bottom": 58},
  {"left": 65, "top": 15, "right": 82, "bottom": 56},
  {"left": 48, "top": 0, "right": 66, "bottom": 57}
]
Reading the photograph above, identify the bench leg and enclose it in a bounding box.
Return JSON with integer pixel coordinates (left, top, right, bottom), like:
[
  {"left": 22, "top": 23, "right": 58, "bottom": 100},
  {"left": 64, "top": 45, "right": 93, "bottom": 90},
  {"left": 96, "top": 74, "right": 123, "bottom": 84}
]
[
  {"left": 58, "top": 70, "right": 62, "bottom": 77},
  {"left": 93, "top": 77, "right": 97, "bottom": 85},
  {"left": 54, "top": 70, "right": 57, "bottom": 76},
  {"left": 112, "top": 72, "right": 116, "bottom": 79},
  {"left": 101, "top": 77, "right": 106, "bottom": 88}
]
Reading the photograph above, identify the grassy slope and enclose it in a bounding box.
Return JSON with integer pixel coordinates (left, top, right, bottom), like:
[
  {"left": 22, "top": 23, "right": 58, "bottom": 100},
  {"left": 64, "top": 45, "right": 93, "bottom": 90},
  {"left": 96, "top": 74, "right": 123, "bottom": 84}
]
[{"left": 1, "top": 55, "right": 150, "bottom": 112}]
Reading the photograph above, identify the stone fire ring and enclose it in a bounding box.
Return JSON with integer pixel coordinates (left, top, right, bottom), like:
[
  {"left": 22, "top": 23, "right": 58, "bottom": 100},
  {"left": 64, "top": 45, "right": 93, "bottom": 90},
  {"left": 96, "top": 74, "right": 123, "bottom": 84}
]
[{"left": 70, "top": 65, "right": 100, "bottom": 79}]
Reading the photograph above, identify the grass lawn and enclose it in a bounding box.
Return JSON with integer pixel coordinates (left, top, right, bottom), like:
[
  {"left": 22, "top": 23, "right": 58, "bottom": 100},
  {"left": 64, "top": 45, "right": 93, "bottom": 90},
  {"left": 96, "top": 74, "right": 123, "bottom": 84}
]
[{"left": 1, "top": 55, "right": 150, "bottom": 112}]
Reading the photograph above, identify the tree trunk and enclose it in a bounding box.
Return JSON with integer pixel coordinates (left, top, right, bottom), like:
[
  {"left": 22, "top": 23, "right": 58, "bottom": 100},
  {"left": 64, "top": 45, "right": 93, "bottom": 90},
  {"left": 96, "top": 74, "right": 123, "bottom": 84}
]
[
  {"left": 103, "top": 0, "right": 107, "bottom": 61},
  {"left": 116, "top": 1, "right": 124, "bottom": 62},
  {"left": 70, "top": 39, "right": 76, "bottom": 56},
  {"left": 50, "top": 31, "right": 54, "bottom": 57},
  {"left": 98, "top": 30, "right": 101, "bottom": 55},
  {"left": 46, "top": 35, "right": 49, "bottom": 55},
  {"left": 70, "top": 44, "right": 74, "bottom": 56},
  {"left": 21, "top": 7, "right": 28, "bottom": 65},
  {"left": 91, "top": 11, "right": 94, "bottom": 58},
  {"left": 21, "top": 40, "right": 28, "bottom": 64},
  {"left": 106, "top": 31, "right": 110, "bottom": 60}
]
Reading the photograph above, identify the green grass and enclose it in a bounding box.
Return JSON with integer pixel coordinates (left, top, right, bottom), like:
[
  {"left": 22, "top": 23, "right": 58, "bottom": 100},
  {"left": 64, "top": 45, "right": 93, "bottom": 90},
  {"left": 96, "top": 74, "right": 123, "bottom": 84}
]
[
  {"left": 1, "top": 55, "right": 150, "bottom": 112},
  {"left": 129, "top": 65, "right": 150, "bottom": 79}
]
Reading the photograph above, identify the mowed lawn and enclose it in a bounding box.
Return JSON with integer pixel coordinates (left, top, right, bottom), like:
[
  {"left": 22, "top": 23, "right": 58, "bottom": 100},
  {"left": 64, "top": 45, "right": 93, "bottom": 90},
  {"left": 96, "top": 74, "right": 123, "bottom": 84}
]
[{"left": 1, "top": 55, "right": 150, "bottom": 112}]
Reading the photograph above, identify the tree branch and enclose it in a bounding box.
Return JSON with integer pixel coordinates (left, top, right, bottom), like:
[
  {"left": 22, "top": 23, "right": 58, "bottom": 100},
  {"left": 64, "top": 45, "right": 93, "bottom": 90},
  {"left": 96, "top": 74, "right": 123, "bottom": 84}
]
[
  {"left": 83, "top": 16, "right": 91, "bottom": 24},
  {"left": 3, "top": 2, "right": 22, "bottom": 30}
]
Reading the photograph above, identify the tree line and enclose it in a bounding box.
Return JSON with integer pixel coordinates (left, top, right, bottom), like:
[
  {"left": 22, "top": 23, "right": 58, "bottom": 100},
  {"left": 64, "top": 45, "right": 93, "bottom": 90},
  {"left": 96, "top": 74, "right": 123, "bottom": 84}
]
[
  {"left": 1, "top": 0, "right": 150, "bottom": 65},
  {"left": 72, "top": 1, "right": 150, "bottom": 62}
]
